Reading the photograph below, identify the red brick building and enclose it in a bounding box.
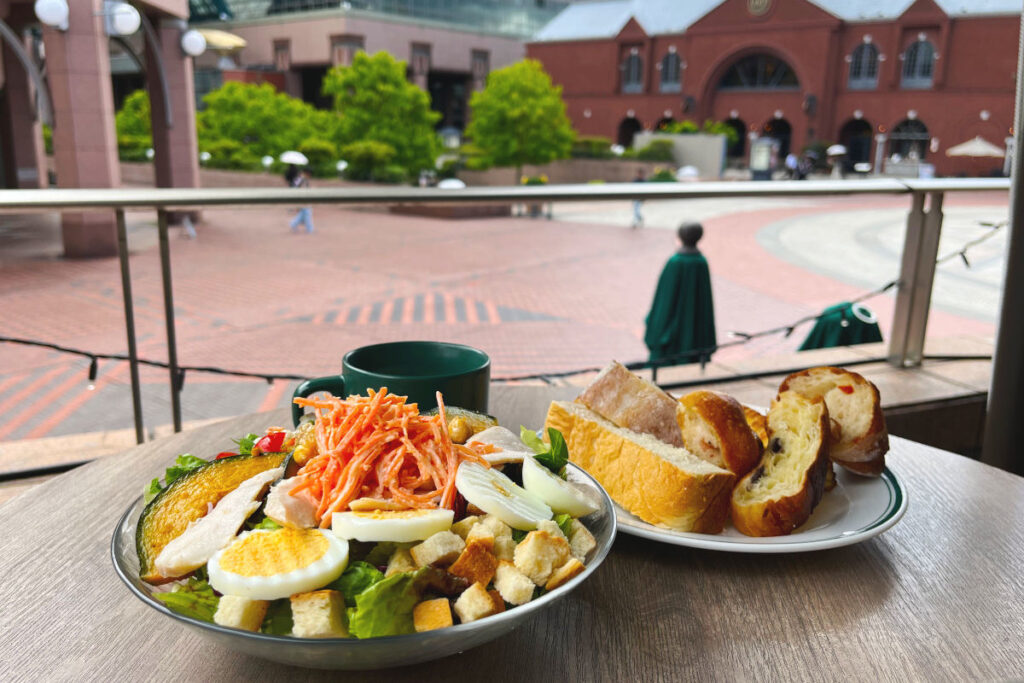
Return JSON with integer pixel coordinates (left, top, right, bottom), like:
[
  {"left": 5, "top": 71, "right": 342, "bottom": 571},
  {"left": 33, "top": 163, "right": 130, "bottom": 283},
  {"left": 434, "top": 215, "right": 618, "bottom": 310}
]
[{"left": 527, "top": 0, "right": 1019, "bottom": 176}]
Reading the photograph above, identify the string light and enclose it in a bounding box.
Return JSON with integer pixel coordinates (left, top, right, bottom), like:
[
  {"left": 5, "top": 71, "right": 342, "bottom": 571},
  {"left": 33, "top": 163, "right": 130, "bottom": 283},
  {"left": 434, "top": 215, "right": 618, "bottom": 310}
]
[{"left": 87, "top": 356, "right": 98, "bottom": 390}]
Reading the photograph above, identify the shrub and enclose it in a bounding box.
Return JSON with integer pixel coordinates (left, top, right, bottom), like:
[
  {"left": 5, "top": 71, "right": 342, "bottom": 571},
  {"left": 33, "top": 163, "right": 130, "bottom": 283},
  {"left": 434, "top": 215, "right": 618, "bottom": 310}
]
[
  {"left": 701, "top": 119, "right": 740, "bottom": 146},
  {"left": 659, "top": 120, "right": 699, "bottom": 134},
  {"left": 118, "top": 134, "right": 151, "bottom": 162},
  {"left": 42, "top": 124, "right": 53, "bottom": 154},
  {"left": 115, "top": 90, "right": 153, "bottom": 161},
  {"left": 373, "top": 164, "right": 409, "bottom": 184},
  {"left": 202, "top": 139, "right": 260, "bottom": 171},
  {"left": 635, "top": 139, "right": 675, "bottom": 162},
  {"left": 521, "top": 174, "right": 548, "bottom": 185},
  {"left": 649, "top": 167, "right": 677, "bottom": 182},
  {"left": 571, "top": 136, "right": 613, "bottom": 159},
  {"left": 464, "top": 155, "right": 492, "bottom": 171},
  {"left": 436, "top": 157, "right": 460, "bottom": 179},
  {"left": 297, "top": 137, "right": 338, "bottom": 177},
  {"left": 340, "top": 140, "right": 397, "bottom": 181}
]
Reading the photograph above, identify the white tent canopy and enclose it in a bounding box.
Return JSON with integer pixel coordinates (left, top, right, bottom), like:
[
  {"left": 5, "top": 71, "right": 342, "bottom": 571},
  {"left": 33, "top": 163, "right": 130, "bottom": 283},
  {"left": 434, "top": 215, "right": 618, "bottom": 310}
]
[{"left": 945, "top": 136, "right": 1005, "bottom": 157}]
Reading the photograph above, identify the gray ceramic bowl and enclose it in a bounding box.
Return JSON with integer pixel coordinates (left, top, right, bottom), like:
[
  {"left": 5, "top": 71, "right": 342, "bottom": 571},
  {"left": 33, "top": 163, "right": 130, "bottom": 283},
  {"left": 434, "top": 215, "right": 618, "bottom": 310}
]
[{"left": 111, "top": 463, "right": 616, "bottom": 670}]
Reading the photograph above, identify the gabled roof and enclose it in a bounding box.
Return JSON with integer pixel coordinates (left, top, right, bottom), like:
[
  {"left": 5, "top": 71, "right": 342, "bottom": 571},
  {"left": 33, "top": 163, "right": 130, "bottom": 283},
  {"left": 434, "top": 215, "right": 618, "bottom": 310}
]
[{"left": 807, "top": 0, "right": 1019, "bottom": 21}]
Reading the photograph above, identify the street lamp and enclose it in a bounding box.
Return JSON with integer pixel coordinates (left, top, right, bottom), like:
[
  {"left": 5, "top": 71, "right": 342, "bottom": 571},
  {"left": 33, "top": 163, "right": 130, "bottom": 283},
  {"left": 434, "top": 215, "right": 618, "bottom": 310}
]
[
  {"left": 180, "top": 29, "right": 206, "bottom": 58},
  {"left": 104, "top": 1, "right": 140, "bottom": 37},
  {"left": 34, "top": 0, "right": 69, "bottom": 31},
  {"left": 261, "top": 155, "right": 274, "bottom": 170}
]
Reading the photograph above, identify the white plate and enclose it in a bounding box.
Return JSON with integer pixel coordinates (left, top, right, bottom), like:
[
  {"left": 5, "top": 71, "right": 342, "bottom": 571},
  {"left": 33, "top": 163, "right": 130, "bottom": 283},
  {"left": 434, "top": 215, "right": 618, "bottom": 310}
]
[{"left": 615, "top": 465, "right": 907, "bottom": 553}]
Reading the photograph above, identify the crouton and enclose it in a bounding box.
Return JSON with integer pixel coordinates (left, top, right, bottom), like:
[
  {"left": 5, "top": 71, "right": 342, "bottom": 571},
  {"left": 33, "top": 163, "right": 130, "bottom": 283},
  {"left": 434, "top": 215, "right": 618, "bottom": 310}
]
[
  {"left": 448, "top": 540, "right": 498, "bottom": 586},
  {"left": 488, "top": 590, "right": 506, "bottom": 614},
  {"left": 567, "top": 519, "right": 597, "bottom": 561},
  {"left": 465, "top": 524, "right": 496, "bottom": 549},
  {"left": 494, "top": 561, "right": 535, "bottom": 605},
  {"left": 478, "top": 514, "right": 513, "bottom": 540},
  {"left": 386, "top": 547, "right": 417, "bottom": 577},
  {"left": 413, "top": 598, "right": 453, "bottom": 632},
  {"left": 213, "top": 595, "right": 269, "bottom": 632},
  {"left": 453, "top": 582, "right": 498, "bottom": 624},
  {"left": 513, "top": 530, "right": 571, "bottom": 586},
  {"left": 537, "top": 519, "right": 567, "bottom": 541},
  {"left": 450, "top": 515, "right": 481, "bottom": 539},
  {"left": 410, "top": 531, "right": 465, "bottom": 568},
  {"left": 545, "top": 557, "right": 586, "bottom": 591},
  {"left": 290, "top": 590, "right": 347, "bottom": 638},
  {"left": 494, "top": 535, "right": 516, "bottom": 562}
]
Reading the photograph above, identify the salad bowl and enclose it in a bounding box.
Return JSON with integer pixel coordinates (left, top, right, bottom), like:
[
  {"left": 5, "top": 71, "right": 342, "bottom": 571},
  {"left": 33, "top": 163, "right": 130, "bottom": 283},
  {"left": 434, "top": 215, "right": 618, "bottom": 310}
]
[{"left": 111, "top": 463, "right": 616, "bottom": 670}]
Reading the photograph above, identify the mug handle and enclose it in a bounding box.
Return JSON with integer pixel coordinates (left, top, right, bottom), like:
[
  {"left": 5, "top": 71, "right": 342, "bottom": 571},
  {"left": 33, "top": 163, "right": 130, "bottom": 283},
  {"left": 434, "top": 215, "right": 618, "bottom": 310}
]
[{"left": 292, "top": 376, "right": 346, "bottom": 426}]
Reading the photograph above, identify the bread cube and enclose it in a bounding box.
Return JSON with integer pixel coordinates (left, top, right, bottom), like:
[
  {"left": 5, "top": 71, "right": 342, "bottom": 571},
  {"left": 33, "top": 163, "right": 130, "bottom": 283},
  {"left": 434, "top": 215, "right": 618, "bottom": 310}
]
[
  {"left": 494, "top": 561, "right": 535, "bottom": 605},
  {"left": 537, "top": 519, "right": 567, "bottom": 540},
  {"left": 410, "top": 531, "right": 465, "bottom": 568},
  {"left": 385, "top": 547, "right": 417, "bottom": 577},
  {"left": 545, "top": 557, "right": 586, "bottom": 591},
  {"left": 448, "top": 540, "right": 498, "bottom": 586},
  {"left": 488, "top": 590, "right": 506, "bottom": 614},
  {"left": 465, "top": 524, "right": 496, "bottom": 549},
  {"left": 567, "top": 519, "right": 597, "bottom": 561},
  {"left": 479, "top": 514, "right": 513, "bottom": 540},
  {"left": 450, "top": 515, "right": 481, "bottom": 539},
  {"left": 494, "top": 535, "right": 516, "bottom": 562},
  {"left": 413, "top": 598, "right": 453, "bottom": 632},
  {"left": 453, "top": 582, "right": 498, "bottom": 624},
  {"left": 213, "top": 595, "right": 269, "bottom": 632},
  {"left": 290, "top": 590, "right": 348, "bottom": 638},
  {"left": 513, "top": 530, "right": 571, "bottom": 586}
]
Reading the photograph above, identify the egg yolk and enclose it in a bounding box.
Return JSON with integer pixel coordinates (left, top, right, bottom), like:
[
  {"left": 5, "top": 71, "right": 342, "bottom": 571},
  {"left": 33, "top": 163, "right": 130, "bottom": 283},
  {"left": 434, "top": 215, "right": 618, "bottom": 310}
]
[{"left": 219, "top": 528, "right": 328, "bottom": 577}]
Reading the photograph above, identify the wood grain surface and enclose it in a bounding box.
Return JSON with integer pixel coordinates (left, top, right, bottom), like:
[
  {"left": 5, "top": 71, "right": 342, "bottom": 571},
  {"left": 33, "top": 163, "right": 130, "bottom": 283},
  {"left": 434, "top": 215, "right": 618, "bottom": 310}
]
[{"left": 2, "top": 385, "right": 1023, "bottom": 682}]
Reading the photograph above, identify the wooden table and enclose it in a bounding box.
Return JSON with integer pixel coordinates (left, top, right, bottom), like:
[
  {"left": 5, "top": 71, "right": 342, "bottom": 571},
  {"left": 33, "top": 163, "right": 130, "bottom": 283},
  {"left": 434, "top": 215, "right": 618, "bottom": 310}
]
[{"left": 3, "top": 384, "right": 1023, "bottom": 681}]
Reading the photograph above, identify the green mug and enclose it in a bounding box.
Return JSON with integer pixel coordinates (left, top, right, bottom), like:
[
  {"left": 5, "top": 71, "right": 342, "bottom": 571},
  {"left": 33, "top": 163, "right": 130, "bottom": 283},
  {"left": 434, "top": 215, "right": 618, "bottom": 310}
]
[{"left": 292, "top": 341, "right": 491, "bottom": 425}]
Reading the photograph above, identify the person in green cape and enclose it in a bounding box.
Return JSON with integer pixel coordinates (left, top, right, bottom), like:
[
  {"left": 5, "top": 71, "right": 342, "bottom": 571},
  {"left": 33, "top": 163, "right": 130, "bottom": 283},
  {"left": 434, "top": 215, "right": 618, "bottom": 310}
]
[{"left": 644, "top": 222, "right": 717, "bottom": 367}]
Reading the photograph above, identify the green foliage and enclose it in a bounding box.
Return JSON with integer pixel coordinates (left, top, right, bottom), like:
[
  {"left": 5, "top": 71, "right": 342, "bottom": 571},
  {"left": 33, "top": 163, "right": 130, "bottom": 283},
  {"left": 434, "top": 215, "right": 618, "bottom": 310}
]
[
  {"left": 571, "top": 136, "right": 613, "bottom": 159},
  {"left": 115, "top": 90, "right": 153, "bottom": 161},
  {"left": 635, "top": 139, "right": 675, "bottom": 162},
  {"left": 203, "top": 139, "right": 261, "bottom": 171},
  {"left": 659, "top": 119, "right": 699, "bottom": 134},
  {"left": 340, "top": 140, "right": 399, "bottom": 181},
  {"left": 374, "top": 164, "right": 409, "bottom": 184},
  {"left": 323, "top": 52, "right": 439, "bottom": 176},
  {"left": 701, "top": 119, "right": 740, "bottom": 145},
  {"left": 297, "top": 137, "right": 338, "bottom": 177},
  {"left": 521, "top": 174, "right": 548, "bottom": 186},
  {"left": 42, "top": 124, "right": 53, "bottom": 154},
  {"left": 656, "top": 118, "right": 739, "bottom": 146},
  {"left": 649, "top": 167, "right": 677, "bottom": 182},
  {"left": 458, "top": 143, "right": 492, "bottom": 171},
  {"left": 465, "top": 59, "right": 575, "bottom": 173},
  {"left": 118, "top": 135, "right": 151, "bottom": 162}
]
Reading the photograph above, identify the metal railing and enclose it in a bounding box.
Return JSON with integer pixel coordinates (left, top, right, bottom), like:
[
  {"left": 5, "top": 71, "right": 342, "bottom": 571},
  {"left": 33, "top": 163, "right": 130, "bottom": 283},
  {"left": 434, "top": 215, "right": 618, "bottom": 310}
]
[{"left": 0, "top": 177, "right": 1010, "bottom": 443}]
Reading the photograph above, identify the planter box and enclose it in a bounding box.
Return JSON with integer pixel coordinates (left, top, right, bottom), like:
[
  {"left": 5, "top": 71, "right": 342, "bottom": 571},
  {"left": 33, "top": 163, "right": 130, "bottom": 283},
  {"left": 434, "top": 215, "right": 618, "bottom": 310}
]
[
  {"left": 389, "top": 203, "right": 512, "bottom": 219},
  {"left": 632, "top": 132, "right": 727, "bottom": 179}
]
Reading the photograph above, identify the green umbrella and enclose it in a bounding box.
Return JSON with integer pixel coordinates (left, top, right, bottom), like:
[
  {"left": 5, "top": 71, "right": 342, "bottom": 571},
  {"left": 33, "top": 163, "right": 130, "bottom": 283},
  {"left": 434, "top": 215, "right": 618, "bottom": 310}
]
[
  {"left": 799, "top": 302, "right": 882, "bottom": 351},
  {"left": 644, "top": 251, "right": 717, "bottom": 367}
]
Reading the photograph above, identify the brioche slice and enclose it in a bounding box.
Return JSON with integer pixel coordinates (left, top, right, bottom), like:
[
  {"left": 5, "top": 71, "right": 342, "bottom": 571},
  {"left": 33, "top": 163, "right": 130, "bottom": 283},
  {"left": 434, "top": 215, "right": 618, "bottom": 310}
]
[
  {"left": 545, "top": 400, "right": 735, "bottom": 533},
  {"left": 742, "top": 406, "right": 768, "bottom": 447},
  {"left": 731, "top": 392, "right": 831, "bottom": 537},
  {"left": 779, "top": 366, "right": 889, "bottom": 476},
  {"left": 677, "top": 390, "right": 762, "bottom": 477},
  {"left": 575, "top": 361, "right": 683, "bottom": 447}
]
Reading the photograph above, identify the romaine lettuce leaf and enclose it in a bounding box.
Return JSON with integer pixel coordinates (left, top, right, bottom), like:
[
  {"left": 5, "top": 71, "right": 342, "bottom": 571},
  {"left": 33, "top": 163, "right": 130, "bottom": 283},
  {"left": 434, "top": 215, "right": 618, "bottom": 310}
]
[
  {"left": 326, "top": 561, "right": 385, "bottom": 608},
  {"left": 234, "top": 433, "right": 260, "bottom": 456},
  {"left": 249, "top": 517, "right": 283, "bottom": 531},
  {"left": 156, "top": 577, "right": 219, "bottom": 623},
  {"left": 345, "top": 570, "right": 423, "bottom": 639},
  {"left": 553, "top": 513, "right": 573, "bottom": 537},
  {"left": 260, "top": 599, "right": 293, "bottom": 635},
  {"left": 143, "top": 454, "right": 207, "bottom": 503}
]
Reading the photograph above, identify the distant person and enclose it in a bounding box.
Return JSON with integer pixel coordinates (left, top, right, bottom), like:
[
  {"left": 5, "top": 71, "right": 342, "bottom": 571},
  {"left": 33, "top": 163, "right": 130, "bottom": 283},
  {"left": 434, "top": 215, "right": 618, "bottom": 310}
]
[
  {"left": 785, "top": 152, "right": 799, "bottom": 179},
  {"left": 796, "top": 154, "right": 812, "bottom": 180},
  {"left": 644, "top": 222, "right": 717, "bottom": 369},
  {"left": 289, "top": 168, "right": 314, "bottom": 234},
  {"left": 631, "top": 167, "right": 646, "bottom": 229},
  {"left": 284, "top": 163, "right": 299, "bottom": 187}
]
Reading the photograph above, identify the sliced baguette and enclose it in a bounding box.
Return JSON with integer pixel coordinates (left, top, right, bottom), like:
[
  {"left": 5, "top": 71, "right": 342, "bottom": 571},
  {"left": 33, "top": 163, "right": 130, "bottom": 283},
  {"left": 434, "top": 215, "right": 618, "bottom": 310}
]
[
  {"left": 731, "top": 391, "right": 831, "bottom": 537},
  {"left": 545, "top": 400, "right": 735, "bottom": 533},
  {"left": 779, "top": 366, "right": 889, "bottom": 476},
  {"left": 575, "top": 361, "right": 683, "bottom": 447},
  {"left": 677, "top": 390, "right": 762, "bottom": 477}
]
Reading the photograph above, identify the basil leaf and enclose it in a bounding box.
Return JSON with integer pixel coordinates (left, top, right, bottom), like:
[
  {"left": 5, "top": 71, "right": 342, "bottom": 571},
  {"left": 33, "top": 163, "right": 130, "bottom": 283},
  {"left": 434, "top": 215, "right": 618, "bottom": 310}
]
[{"left": 533, "top": 428, "right": 569, "bottom": 477}]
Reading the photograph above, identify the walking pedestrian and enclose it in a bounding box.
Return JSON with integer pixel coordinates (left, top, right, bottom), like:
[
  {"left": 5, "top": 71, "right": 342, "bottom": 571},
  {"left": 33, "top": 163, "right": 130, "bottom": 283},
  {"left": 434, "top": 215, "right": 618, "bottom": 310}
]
[
  {"left": 289, "top": 167, "right": 315, "bottom": 234},
  {"left": 631, "top": 167, "right": 646, "bottom": 229}
]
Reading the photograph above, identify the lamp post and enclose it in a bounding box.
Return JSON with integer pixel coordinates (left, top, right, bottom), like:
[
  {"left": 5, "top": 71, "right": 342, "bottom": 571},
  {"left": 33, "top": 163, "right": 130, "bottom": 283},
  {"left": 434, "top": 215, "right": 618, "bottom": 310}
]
[{"left": 873, "top": 133, "right": 887, "bottom": 175}]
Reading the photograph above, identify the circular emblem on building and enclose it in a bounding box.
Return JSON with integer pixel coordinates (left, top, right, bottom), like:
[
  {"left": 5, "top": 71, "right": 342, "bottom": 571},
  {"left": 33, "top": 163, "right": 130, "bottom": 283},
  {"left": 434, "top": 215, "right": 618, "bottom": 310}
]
[{"left": 748, "top": 0, "right": 771, "bottom": 16}]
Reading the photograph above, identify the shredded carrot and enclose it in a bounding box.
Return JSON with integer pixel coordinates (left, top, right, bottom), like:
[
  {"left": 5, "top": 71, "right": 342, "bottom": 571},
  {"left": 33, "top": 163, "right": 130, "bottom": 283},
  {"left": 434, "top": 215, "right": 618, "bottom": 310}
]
[{"left": 292, "top": 388, "right": 491, "bottom": 527}]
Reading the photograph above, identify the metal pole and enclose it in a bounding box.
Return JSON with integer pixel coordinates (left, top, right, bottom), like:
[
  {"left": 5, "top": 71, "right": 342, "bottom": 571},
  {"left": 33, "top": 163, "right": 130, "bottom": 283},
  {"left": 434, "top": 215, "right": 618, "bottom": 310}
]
[
  {"left": 157, "top": 210, "right": 182, "bottom": 432},
  {"left": 888, "top": 192, "right": 926, "bottom": 365},
  {"left": 115, "top": 210, "right": 145, "bottom": 444},
  {"left": 981, "top": 11, "right": 1024, "bottom": 475}
]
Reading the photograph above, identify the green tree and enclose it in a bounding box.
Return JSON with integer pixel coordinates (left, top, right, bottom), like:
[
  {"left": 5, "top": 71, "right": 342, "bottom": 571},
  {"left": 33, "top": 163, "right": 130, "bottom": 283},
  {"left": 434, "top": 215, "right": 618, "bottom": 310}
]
[
  {"left": 322, "top": 51, "right": 440, "bottom": 177},
  {"left": 465, "top": 59, "right": 575, "bottom": 179},
  {"left": 114, "top": 90, "right": 153, "bottom": 161}
]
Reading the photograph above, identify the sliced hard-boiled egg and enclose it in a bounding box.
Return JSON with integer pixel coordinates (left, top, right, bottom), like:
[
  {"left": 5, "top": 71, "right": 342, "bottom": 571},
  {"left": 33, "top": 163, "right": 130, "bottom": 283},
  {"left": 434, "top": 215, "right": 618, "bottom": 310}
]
[
  {"left": 521, "top": 456, "right": 599, "bottom": 517},
  {"left": 455, "top": 461, "right": 552, "bottom": 530},
  {"left": 207, "top": 527, "right": 348, "bottom": 600},
  {"left": 466, "top": 426, "right": 534, "bottom": 465},
  {"left": 332, "top": 508, "right": 454, "bottom": 542}
]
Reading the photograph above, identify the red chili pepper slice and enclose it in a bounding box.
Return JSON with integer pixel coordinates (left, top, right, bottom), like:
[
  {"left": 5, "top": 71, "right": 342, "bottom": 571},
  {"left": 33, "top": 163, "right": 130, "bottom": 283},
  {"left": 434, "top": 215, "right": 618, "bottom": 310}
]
[
  {"left": 214, "top": 451, "right": 237, "bottom": 460},
  {"left": 254, "top": 431, "right": 287, "bottom": 454}
]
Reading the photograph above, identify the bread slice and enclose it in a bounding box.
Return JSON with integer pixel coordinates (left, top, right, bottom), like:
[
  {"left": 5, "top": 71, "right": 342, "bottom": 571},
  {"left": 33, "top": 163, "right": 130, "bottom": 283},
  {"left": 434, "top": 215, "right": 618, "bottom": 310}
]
[
  {"left": 779, "top": 366, "right": 889, "bottom": 476},
  {"left": 575, "top": 361, "right": 683, "bottom": 447},
  {"left": 731, "top": 391, "right": 831, "bottom": 537},
  {"left": 742, "top": 406, "right": 768, "bottom": 447},
  {"left": 677, "top": 390, "right": 762, "bottom": 477},
  {"left": 545, "top": 400, "right": 735, "bottom": 533}
]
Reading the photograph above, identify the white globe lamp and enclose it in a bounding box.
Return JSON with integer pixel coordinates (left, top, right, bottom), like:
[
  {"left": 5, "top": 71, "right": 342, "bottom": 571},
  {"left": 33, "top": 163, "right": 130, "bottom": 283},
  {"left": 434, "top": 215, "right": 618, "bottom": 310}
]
[
  {"left": 180, "top": 29, "right": 207, "bottom": 58},
  {"left": 105, "top": 1, "right": 140, "bottom": 36},
  {"left": 34, "top": 0, "right": 69, "bottom": 30},
  {"left": 261, "top": 155, "right": 274, "bottom": 169}
]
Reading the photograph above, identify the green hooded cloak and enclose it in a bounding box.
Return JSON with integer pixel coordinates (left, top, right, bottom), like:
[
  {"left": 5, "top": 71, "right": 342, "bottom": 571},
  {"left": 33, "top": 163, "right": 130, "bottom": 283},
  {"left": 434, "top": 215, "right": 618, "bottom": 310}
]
[{"left": 644, "top": 251, "right": 717, "bottom": 365}]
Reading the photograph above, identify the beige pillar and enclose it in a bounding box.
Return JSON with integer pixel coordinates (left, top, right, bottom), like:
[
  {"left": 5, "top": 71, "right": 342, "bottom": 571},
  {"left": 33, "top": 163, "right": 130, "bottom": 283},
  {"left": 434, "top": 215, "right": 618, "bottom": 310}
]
[
  {"left": 146, "top": 16, "right": 199, "bottom": 222},
  {"left": 43, "top": 0, "right": 120, "bottom": 258},
  {"left": 0, "top": 31, "right": 46, "bottom": 189}
]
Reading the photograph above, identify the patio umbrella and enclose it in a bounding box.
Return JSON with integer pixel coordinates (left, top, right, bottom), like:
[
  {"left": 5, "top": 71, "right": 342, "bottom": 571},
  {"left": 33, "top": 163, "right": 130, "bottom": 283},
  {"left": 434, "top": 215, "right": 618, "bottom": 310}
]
[
  {"left": 945, "top": 136, "right": 1005, "bottom": 158},
  {"left": 644, "top": 250, "right": 716, "bottom": 367},
  {"left": 826, "top": 144, "right": 847, "bottom": 156},
  {"left": 799, "top": 302, "right": 882, "bottom": 351},
  {"left": 279, "top": 150, "right": 309, "bottom": 165}
]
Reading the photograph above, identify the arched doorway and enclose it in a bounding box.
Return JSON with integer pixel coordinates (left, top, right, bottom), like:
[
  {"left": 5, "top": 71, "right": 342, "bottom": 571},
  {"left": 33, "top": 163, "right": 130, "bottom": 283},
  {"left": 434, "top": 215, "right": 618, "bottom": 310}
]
[
  {"left": 890, "top": 119, "right": 929, "bottom": 160},
  {"left": 617, "top": 117, "right": 642, "bottom": 147},
  {"left": 761, "top": 118, "right": 792, "bottom": 159},
  {"left": 838, "top": 118, "right": 873, "bottom": 169},
  {"left": 724, "top": 117, "right": 746, "bottom": 158}
]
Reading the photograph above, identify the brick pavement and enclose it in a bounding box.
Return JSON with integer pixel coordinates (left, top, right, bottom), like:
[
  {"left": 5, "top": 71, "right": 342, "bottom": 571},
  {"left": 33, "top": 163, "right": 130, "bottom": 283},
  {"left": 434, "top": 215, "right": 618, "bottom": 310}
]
[{"left": 0, "top": 191, "right": 1007, "bottom": 443}]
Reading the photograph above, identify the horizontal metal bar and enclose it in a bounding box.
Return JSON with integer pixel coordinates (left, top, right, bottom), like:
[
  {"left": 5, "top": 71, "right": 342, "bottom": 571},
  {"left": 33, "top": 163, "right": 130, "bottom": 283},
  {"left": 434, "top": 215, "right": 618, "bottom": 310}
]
[{"left": 0, "top": 178, "right": 1008, "bottom": 213}]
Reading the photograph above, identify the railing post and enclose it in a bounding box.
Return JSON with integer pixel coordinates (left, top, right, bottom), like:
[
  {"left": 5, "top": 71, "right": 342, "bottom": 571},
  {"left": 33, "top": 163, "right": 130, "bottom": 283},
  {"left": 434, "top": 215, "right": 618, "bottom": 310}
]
[
  {"left": 888, "top": 191, "right": 944, "bottom": 367},
  {"left": 115, "top": 209, "right": 145, "bottom": 444},
  {"left": 157, "top": 209, "right": 182, "bottom": 432}
]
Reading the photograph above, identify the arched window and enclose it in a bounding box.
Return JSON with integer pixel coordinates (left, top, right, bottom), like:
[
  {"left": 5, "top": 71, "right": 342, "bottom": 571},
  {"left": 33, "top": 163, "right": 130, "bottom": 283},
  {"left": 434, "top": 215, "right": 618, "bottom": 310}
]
[
  {"left": 660, "top": 52, "right": 681, "bottom": 93},
  {"left": 902, "top": 40, "right": 935, "bottom": 89},
  {"left": 718, "top": 54, "right": 799, "bottom": 91},
  {"left": 621, "top": 50, "right": 643, "bottom": 94},
  {"left": 848, "top": 43, "right": 878, "bottom": 90},
  {"left": 890, "top": 119, "right": 930, "bottom": 160}
]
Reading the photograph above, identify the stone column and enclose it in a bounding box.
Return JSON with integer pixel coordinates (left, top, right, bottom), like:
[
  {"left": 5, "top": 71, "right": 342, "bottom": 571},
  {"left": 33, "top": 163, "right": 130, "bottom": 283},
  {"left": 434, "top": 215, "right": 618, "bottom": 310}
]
[
  {"left": 0, "top": 31, "right": 46, "bottom": 189},
  {"left": 42, "top": 0, "right": 120, "bottom": 258},
  {"left": 146, "top": 16, "right": 199, "bottom": 222}
]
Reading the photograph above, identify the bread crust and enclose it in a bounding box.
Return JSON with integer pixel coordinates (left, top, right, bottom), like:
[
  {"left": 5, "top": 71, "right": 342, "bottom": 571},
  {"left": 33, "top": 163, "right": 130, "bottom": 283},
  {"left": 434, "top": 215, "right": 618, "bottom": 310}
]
[
  {"left": 731, "top": 394, "right": 831, "bottom": 537},
  {"left": 779, "top": 366, "right": 889, "bottom": 477},
  {"left": 576, "top": 361, "right": 683, "bottom": 447},
  {"left": 545, "top": 400, "right": 735, "bottom": 533},
  {"left": 742, "top": 406, "right": 768, "bottom": 447},
  {"left": 677, "top": 391, "right": 762, "bottom": 478}
]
